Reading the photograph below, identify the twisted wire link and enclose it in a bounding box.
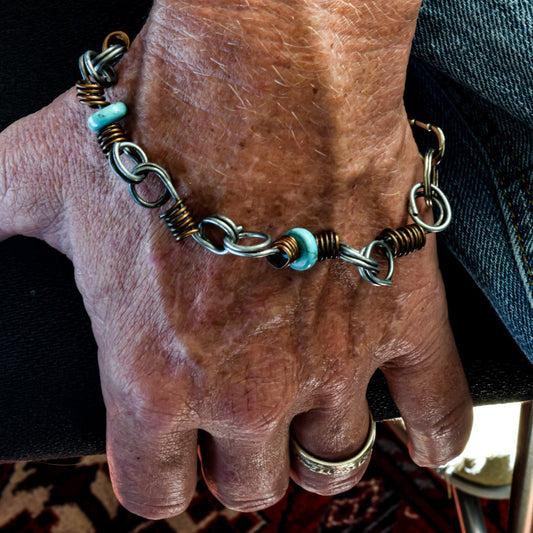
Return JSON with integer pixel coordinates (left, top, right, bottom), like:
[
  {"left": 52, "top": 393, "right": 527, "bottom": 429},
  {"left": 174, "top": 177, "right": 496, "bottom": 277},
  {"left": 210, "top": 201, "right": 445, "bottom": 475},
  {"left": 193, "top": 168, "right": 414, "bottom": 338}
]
[
  {"left": 223, "top": 231, "right": 274, "bottom": 258},
  {"left": 78, "top": 43, "right": 127, "bottom": 87},
  {"left": 408, "top": 183, "right": 452, "bottom": 234},
  {"left": 79, "top": 51, "right": 113, "bottom": 86},
  {"left": 109, "top": 141, "right": 148, "bottom": 184},
  {"left": 410, "top": 119, "right": 445, "bottom": 164},
  {"left": 378, "top": 224, "right": 426, "bottom": 257},
  {"left": 339, "top": 242, "right": 379, "bottom": 272},
  {"left": 193, "top": 215, "right": 275, "bottom": 258},
  {"left": 193, "top": 215, "right": 242, "bottom": 255},
  {"left": 422, "top": 148, "right": 439, "bottom": 207},
  {"left": 128, "top": 162, "right": 173, "bottom": 209},
  {"left": 358, "top": 240, "right": 394, "bottom": 287}
]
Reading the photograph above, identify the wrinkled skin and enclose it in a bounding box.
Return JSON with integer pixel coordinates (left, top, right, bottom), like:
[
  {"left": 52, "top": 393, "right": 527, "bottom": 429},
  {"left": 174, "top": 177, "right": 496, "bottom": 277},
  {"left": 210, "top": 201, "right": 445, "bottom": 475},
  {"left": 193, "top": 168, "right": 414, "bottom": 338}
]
[{"left": 0, "top": 0, "right": 472, "bottom": 519}]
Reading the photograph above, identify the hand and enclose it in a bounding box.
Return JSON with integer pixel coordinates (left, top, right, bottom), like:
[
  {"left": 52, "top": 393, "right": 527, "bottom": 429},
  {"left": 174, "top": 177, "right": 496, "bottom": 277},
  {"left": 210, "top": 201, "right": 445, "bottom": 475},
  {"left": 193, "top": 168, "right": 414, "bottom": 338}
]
[{"left": 0, "top": 0, "right": 472, "bottom": 519}]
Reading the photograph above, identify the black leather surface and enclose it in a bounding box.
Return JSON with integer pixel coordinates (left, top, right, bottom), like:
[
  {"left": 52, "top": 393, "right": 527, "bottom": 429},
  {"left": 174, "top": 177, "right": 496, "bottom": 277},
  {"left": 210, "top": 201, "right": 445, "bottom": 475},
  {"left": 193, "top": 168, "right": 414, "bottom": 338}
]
[{"left": 0, "top": 0, "right": 152, "bottom": 460}]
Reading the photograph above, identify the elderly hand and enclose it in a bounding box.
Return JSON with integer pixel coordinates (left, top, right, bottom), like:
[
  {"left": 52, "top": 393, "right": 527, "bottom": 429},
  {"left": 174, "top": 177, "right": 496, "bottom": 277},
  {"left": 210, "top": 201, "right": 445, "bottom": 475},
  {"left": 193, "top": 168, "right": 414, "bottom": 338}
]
[{"left": 0, "top": 0, "right": 472, "bottom": 519}]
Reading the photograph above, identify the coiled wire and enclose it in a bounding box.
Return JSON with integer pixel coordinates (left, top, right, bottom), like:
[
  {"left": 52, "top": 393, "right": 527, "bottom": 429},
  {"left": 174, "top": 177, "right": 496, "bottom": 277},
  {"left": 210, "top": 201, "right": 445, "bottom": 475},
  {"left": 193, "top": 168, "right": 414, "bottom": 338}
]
[
  {"left": 378, "top": 224, "right": 426, "bottom": 257},
  {"left": 159, "top": 199, "right": 199, "bottom": 242},
  {"left": 76, "top": 81, "right": 108, "bottom": 108},
  {"left": 315, "top": 230, "right": 340, "bottom": 261},
  {"left": 267, "top": 235, "right": 300, "bottom": 269},
  {"left": 97, "top": 123, "right": 129, "bottom": 155}
]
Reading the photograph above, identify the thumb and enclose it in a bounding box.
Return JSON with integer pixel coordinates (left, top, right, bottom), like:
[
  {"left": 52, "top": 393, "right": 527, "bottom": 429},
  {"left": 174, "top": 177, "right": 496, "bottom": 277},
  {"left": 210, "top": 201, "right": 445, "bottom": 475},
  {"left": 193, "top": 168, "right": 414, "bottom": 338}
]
[{"left": 0, "top": 91, "right": 82, "bottom": 249}]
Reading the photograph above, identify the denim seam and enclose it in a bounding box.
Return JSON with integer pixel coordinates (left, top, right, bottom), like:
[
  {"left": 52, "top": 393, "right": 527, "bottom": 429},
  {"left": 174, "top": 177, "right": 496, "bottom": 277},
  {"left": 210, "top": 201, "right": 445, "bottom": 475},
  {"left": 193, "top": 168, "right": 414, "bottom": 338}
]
[
  {"left": 498, "top": 135, "right": 533, "bottom": 287},
  {"left": 431, "top": 71, "right": 533, "bottom": 297},
  {"left": 493, "top": 164, "right": 533, "bottom": 288},
  {"left": 473, "top": 124, "right": 533, "bottom": 293},
  {"left": 466, "top": 126, "right": 533, "bottom": 354}
]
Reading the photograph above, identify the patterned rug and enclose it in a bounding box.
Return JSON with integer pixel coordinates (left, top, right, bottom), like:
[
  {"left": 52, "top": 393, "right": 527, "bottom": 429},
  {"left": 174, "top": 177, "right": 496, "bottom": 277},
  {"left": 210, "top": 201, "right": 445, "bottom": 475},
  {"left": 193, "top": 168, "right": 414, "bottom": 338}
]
[{"left": 0, "top": 424, "right": 509, "bottom": 532}]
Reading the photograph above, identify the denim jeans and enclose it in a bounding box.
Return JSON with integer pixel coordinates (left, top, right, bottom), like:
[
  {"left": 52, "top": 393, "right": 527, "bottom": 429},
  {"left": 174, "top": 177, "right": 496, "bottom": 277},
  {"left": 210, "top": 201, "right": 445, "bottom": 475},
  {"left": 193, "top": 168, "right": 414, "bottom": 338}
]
[{"left": 407, "top": 0, "right": 533, "bottom": 362}]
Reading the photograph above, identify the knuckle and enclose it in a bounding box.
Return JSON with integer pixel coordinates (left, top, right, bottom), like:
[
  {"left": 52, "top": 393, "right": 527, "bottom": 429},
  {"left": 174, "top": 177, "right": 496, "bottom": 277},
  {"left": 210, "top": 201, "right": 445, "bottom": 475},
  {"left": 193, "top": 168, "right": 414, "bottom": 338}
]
[
  {"left": 216, "top": 490, "right": 287, "bottom": 512},
  {"left": 412, "top": 401, "right": 473, "bottom": 467},
  {"left": 109, "top": 459, "right": 196, "bottom": 519},
  {"left": 230, "top": 395, "right": 292, "bottom": 438},
  {"left": 213, "top": 367, "right": 298, "bottom": 437},
  {"left": 202, "top": 456, "right": 289, "bottom": 512},
  {"left": 118, "top": 494, "right": 191, "bottom": 520},
  {"left": 107, "top": 370, "right": 196, "bottom": 429}
]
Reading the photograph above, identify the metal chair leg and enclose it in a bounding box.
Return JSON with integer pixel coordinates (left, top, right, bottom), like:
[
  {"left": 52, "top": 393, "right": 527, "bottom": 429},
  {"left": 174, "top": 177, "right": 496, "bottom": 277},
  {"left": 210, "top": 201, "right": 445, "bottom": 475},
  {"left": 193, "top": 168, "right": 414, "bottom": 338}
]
[
  {"left": 452, "top": 486, "right": 488, "bottom": 533},
  {"left": 508, "top": 401, "right": 533, "bottom": 533}
]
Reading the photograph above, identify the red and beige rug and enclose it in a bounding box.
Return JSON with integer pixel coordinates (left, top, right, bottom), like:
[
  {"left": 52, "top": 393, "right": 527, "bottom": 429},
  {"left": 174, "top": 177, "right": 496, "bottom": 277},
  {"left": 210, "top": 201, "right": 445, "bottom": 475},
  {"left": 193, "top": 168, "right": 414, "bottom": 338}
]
[{"left": 0, "top": 425, "right": 509, "bottom": 532}]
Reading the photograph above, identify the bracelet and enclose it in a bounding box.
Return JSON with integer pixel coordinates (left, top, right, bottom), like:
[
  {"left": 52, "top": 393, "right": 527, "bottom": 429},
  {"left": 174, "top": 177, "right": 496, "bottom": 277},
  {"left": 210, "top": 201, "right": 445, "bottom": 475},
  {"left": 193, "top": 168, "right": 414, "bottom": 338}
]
[{"left": 76, "top": 31, "right": 451, "bottom": 287}]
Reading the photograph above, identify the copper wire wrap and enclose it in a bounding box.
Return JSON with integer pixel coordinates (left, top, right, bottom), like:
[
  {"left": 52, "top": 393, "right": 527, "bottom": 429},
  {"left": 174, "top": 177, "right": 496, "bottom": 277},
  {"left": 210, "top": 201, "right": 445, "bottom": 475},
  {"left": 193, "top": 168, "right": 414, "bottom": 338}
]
[
  {"left": 76, "top": 81, "right": 108, "bottom": 108},
  {"left": 267, "top": 235, "right": 300, "bottom": 269},
  {"left": 315, "top": 230, "right": 340, "bottom": 261},
  {"left": 96, "top": 123, "right": 129, "bottom": 155},
  {"left": 159, "top": 199, "right": 199, "bottom": 242},
  {"left": 378, "top": 224, "right": 427, "bottom": 257}
]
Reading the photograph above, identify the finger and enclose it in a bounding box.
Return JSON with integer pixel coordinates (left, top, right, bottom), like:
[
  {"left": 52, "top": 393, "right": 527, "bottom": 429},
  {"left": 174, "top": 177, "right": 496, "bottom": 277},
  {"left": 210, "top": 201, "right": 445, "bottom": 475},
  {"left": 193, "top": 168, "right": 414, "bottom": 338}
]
[
  {"left": 99, "top": 314, "right": 201, "bottom": 519},
  {"left": 106, "top": 407, "right": 198, "bottom": 519},
  {"left": 290, "top": 392, "right": 373, "bottom": 495},
  {"left": 98, "top": 319, "right": 201, "bottom": 521},
  {"left": 382, "top": 293, "right": 473, "bottom": 468},
  {"left": 199, "top": 426, "right": 290, "bottom": 512}
]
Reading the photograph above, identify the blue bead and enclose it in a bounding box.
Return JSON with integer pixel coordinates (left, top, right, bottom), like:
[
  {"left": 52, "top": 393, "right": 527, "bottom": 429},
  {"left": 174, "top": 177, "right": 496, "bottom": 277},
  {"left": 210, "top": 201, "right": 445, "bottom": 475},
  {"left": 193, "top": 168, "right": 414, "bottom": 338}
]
[
  {"left": 287, "top": 228, "right": 318, "bottom": 271},
  {"left": 87, "top": 102, "right": 128, "bottom": 131}
]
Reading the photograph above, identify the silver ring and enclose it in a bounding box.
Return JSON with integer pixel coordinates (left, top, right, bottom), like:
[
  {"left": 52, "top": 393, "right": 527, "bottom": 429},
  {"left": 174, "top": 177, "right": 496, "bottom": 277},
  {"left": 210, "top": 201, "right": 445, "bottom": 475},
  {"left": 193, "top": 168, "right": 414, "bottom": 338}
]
[
  {"left": 290, "top": 412, "right": 376, "bottom": 475},
  {"left": 408, "top": 182, "right": 452, "bottom": 234}
]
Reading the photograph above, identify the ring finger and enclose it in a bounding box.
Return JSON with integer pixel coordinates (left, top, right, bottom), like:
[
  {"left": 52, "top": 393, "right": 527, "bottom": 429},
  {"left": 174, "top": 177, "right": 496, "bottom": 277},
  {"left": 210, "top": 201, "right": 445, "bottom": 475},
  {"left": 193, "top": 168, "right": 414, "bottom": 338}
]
[{"left": 290, "top": 391, "right": 374, "bottom": 495}]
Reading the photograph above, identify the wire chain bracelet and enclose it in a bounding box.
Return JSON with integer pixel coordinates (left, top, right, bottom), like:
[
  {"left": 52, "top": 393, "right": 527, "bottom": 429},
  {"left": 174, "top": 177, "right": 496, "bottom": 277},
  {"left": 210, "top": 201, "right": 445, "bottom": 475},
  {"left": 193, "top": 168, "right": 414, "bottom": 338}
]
[{"left": 76, "top": 31, "right": 452, "bottom": 287}]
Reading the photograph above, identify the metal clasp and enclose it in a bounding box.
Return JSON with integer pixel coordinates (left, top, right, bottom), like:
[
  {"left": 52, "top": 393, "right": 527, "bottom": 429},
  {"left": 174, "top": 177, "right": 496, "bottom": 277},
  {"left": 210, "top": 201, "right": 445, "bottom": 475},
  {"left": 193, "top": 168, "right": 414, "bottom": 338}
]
[{"left": 410, "top": 119, "right": 446, "bottom": 164}]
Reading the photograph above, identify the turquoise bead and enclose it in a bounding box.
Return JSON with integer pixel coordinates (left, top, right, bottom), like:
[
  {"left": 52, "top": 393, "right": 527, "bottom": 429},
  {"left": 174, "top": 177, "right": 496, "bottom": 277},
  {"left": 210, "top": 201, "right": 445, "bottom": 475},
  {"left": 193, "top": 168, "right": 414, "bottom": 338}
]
[
  {"left": 87, "top": 102, "right": 128, "bottom": 131},
  {"left": 287, "top": 228, "right": 318, "bottom": 271}
]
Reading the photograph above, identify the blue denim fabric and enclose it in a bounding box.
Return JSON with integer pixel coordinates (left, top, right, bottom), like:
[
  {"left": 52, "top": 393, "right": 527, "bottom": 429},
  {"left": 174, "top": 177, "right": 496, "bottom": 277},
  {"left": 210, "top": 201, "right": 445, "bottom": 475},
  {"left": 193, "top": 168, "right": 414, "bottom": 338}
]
[
  {"left": 413, "top": 0, "right": 533, "bottom": 127},
  {"left": 407, "top": 1, "right": 533, "bottom": 361}
]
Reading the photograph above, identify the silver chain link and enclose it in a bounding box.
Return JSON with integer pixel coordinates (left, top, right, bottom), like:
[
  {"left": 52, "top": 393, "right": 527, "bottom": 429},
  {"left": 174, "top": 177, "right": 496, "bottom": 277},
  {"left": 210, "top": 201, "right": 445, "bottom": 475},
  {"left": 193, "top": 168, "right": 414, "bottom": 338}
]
[
  {"left": 109, "top": 141, "right": 148, "bottom": 184},
  {"left": 408, "top": 182, "right": 452, "bottom": 233},
  {"left": 358, "top": 241, "right": 395, "bottom": 287},
  {"left": 339, "top": 243, "right": 380, "bottom": 273}
]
